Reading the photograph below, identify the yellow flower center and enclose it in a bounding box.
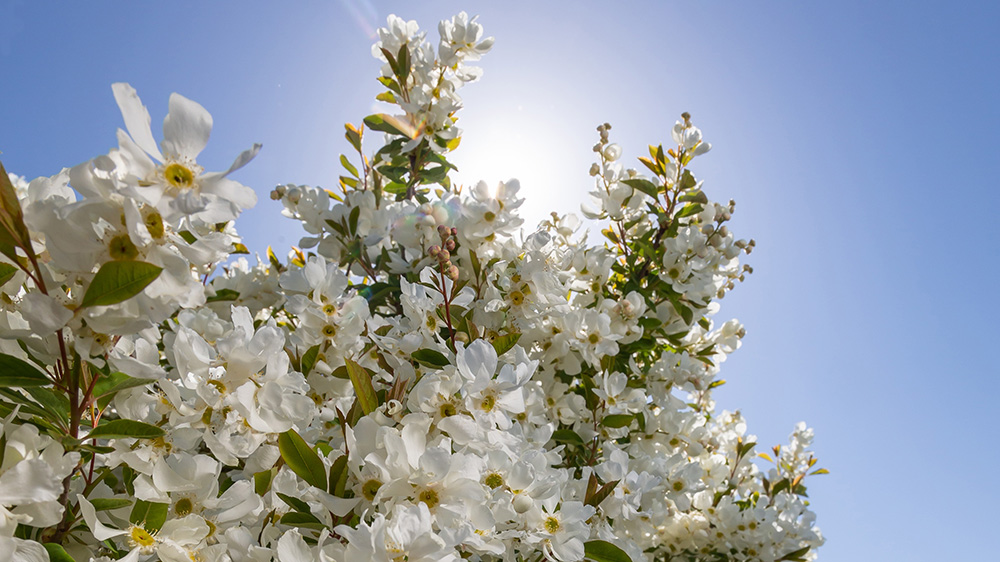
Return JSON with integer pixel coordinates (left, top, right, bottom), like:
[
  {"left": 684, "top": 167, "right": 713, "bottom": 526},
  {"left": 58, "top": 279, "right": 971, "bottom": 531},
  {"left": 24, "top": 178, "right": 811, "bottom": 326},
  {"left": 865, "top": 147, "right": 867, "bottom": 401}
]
[
  {"left": 484, "top": 472, "right": 504, "bottom": 489},
  {"left": 439, "top": 402, "right": 457, "bottom": 418},
  {"left": 164, "top": 162, "right": 195, "bottom": 189},
  {"left": 417, "top": 488, "right": 439, "bottom": 508},
  {"left": 544, "top": 516, "right": 561, "bottom": 534},
  {"left": 362, "top": 479, "right": 383, "bottom": 501},
  {"left": 480, "top": 394, "right": 496, "bottom": 412},
  {"left": 108, "top": 234, "right": 139, "bottom": 261},
  {"left": 144, "top": 209, "right": 165, "bottom": 239},
  {"left": 588, "top": 333, "right": 600, "bottom": 345},
  {"left": 174, "top": 497, "right": 194, "bottom": 516},
  {"left": 509, "top": 290, "right": 524, "bottom": 306},
  {"left": 128, "top": 525, "right": 157, "bottom": 549},
  {"left": 322, "top": 324, "right": 337, "bottom": 338}
]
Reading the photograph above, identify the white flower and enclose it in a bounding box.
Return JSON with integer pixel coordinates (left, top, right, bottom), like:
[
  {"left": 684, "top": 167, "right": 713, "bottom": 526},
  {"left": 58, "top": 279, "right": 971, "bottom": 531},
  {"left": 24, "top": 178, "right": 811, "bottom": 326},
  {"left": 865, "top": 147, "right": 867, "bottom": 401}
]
[{"left": 111, "top": 83, "right": 260, "bottom": 225}]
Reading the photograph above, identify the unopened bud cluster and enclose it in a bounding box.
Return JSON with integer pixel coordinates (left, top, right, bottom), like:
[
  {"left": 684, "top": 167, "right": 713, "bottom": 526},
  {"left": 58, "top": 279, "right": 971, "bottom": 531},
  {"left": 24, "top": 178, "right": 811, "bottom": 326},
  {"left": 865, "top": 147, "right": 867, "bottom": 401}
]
[{"left": 429, "top": 224, "right": 460, "bottom": 280}]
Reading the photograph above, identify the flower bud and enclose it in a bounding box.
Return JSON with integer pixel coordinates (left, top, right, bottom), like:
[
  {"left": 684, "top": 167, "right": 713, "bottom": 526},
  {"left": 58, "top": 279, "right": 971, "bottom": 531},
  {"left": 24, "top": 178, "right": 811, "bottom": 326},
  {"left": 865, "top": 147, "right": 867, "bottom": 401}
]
[
  {"left": 513, "top": 494, "right": 533, "bottom": 514},
  {"left": 437, "top": 249, "right": 451, "bottom": 262},
  {"left": 437, "top": 224, "right": 450, "bottom": 238},
  {"left": 429, "top": 245, "right": 441, "bottom": 257},
  {"left": 447, "top": 265, "right": 459, "bottom": 280},
  {"left": 445, "top": 239, "right": 456, "bottom": 251},
  {"left": 450, "top": 227, "right": 458, "bottom": 237}
]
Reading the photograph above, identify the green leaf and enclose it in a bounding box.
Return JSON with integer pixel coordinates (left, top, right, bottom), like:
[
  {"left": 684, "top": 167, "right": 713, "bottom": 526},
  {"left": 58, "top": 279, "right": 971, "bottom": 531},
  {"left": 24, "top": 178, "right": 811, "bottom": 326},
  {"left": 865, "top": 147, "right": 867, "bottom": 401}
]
[
  {"left": 778, "top": 546, "right": 811, "bottom": 561},
  {"left": 276, "top": 492, "right": 312, "bottom": 514},
  {"left": 92, "top": 372, "right": 155, "bottom": 405},
  {"left": 80, "top": 260, "right": 162, "bottom": 308},
  {"left": 129, "top": 500, "right": 168, "bottom": 532},
  {"left": 621, "top": 178, "right": 660, "bottom": 198},
  {"left": 364, "top": 114, "right": 406, "bottom": 137},
  {"left": 280, "top": 511, "right": 325, "bottom": 530},
  {"left": 43, "top": 543, "right": 76, "bottom": 562},
  {"left": 88, "top": 419, "right": 165, "bottom": 440},
  {"left": 340, "top": 154, "right": 359, "bottom": 178},
  {"left": 301, "top": 345, "right": 321, "bottom": 376},
  {"left": 411, "top": 348, "right": 449, "bottom": 368},
  {"left": 679, "top": 169, "right": 697, "bottom": 190},
  {"left": 490, "top": 332, "right": 521, "bottom": 357},
  {"left": 397, "top": 44, "right": 410, "bottom": 84},
  {"left": 278, "top": 429, "right": 328, "bottom": 489},
  {"left": 89, "top": 498, "right": 133, "bottom": 512},
  {"left": 206, "top": 288, "right": 240, "bottom": 303},
  {"left": 328, "top": 454, "right": 349, "bottom": 496},
  {"left": 602, "top": 414, "right": 634, "bottom": 429},
  {"left": 584, "top": 539, "right": 632, "bottom": 562},
  {"left": 344, "top": 359, "right": 379, "bottom": 415},
  {"left": 0, "top": 353, "right": 51, "bottom": 387},
  {"left": 585, "top": 479, "right": 620, "bottom": 508},
  {"left": 551, "top": 429, "right": 585, "bottom": 446},
  {"left": 0, "top": 262, "right": 17, "bottom": 286},
  {"left": 675, "top": 203, "right": 704, "bottom": 219},
  {"left": 254, "top": 469, "right": 275, "bottom": 495}
]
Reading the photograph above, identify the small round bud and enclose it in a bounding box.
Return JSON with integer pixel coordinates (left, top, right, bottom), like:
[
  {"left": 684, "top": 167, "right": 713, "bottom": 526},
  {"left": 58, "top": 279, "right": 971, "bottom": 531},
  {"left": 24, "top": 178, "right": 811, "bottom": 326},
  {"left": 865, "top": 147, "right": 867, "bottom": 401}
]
[
  {"left": 437, "top": 224, "right": 450, "bottom": 237},
  {"left": 450, "top": 227, "right": 458, "bottom": 237},
  {"left": 437, "top": 249, "right": 451, "bottom": 262},
  {"left": 428, "top": 245, "right": 441, "bottom": 257},
  {"left": 512, "top": 494, "right": 533, "bottom": 514},
  {"left": 447, "top": 265, "right": 460, "bottom": 280},
  {"left": 589, "top": 163, "right": 600, "bottom": 176},
  {"left": 445, "top": 239, "right": 456, "bottom": 251}
]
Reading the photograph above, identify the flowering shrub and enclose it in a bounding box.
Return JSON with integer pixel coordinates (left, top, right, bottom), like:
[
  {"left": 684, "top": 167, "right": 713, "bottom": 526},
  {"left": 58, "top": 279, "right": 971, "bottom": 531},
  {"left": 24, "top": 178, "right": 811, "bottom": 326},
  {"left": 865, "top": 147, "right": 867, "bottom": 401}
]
[{"left": 0, "top": 12, "right": 824, "bottom": 562}]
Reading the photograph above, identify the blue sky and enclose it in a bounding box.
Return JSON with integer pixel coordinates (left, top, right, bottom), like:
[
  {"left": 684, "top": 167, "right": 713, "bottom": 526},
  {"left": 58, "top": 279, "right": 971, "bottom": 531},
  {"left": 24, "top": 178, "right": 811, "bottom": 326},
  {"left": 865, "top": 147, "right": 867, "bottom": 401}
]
[{"left": 3, "top": 1, "right": 998, "bottom": 559}]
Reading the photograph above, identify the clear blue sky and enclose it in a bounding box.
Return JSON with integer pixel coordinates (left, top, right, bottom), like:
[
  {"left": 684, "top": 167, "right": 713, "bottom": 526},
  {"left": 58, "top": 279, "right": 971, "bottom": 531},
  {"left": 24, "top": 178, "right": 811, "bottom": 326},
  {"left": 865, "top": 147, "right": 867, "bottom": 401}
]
[{"left": 3, "top": 1, "right": 998, "bottom": 559}]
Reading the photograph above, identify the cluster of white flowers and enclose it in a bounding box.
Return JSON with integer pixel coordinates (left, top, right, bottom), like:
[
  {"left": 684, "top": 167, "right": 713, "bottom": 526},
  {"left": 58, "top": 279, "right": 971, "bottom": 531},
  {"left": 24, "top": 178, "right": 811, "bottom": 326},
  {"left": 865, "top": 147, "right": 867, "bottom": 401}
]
[{"left": 0, "top": 12, "right": 823, "bottom": 562}]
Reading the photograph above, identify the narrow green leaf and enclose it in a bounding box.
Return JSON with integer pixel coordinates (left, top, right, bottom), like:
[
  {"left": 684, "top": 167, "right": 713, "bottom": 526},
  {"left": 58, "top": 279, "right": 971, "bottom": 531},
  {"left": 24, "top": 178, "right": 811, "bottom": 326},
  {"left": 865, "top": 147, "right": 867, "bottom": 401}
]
[
  {"left": 276, "top": 492, "right": 312, "bottom": 514},
  {"left": 43, "top": 543, "right": 76, "bottom": 562},
  {"left": 601, "top": 414, "right": 634, "bottom": 429},
  {"left": 411, "top": 348, "right": 449, "bottom": 368},
  {"left": 89, "top": 498, "right": 133, "bottom": 512},
  {"left": 254, "top": 469, "right": 275, "bottom": 496},
  {"left": 280, "top": 511, "right": 325, "bottom": 530},
  {"left": 328, "top": 454, "right": 349, "bottom": 496},
  {"left": 551, "top": 429, "right": 585, "bottom": 446},
  {"left": 340, "top": 154, "right": 359, "bottom": 178},
  {"left": 301, "top": 345, "right": 321, "bottom": 376},
  {"left": 80, "top": 260, "right": 162, "bottom": 308},
  {"left": 0, "top": 353, "right": 51, "bottom": 387},
  {"left": 675, "top": 203, "right": 704, "bottom": 219},
  {"left": 278, "top": 429, "right": 328, "bottom": 489},
  {"left": 344, "top": 359, "right": 379, "bottom": 415},
  {"left": 88, "top": 419, "right": 165, "bottom": 440},
  {"left": 621, "top": 178, "right": 660, "bottom": 198},
  {"left": 129, "top": 500, "right": 168, "bottom": 532},
  {"left": 584, "top": 539, "right": 632, "bottom": 562},
  {"left": 586, "top": 479, "right": 620, "bottom": 508},
  {"left": 206, "top": 288, "right": 240, "bottom": 303},
  {"left": 348, "top": 206, "right": 361, "bottom": 235},
  {"left": 92, "top": 372, "right": 156, "bottom": 402},
  {"left": 778, "top": 546, "right": 811, "bottom": 561},
  {"left": 364, "top": 113, "right": 405, "bottom": 137},
  {"left": 397, "top": 44, "right": 410, "bottom": 83},
  {"left": 810, "top": 468, "right": 830, "bottom": 475},
  {"left": 0, "top": 262, "right": 17, "bottom": 286},
  {"left": 490, "top": 333, "right": 521, "bottom": 357}
]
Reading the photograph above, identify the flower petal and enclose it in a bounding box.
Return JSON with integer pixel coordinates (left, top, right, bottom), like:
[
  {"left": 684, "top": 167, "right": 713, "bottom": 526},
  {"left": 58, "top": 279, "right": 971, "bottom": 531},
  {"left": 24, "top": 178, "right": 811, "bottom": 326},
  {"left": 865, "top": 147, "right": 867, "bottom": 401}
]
[
  {"left": 77, "top": 494, "right": 126, "bottom": 541},
  {"left": 222, "top": 143, "right": 262, "bottom": 177},
  {"left": 161, "top": 93, "right": 213, "bottom": 160},
  {"left": 112, "top": 83, "right": 164, "bottom": 162}
]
